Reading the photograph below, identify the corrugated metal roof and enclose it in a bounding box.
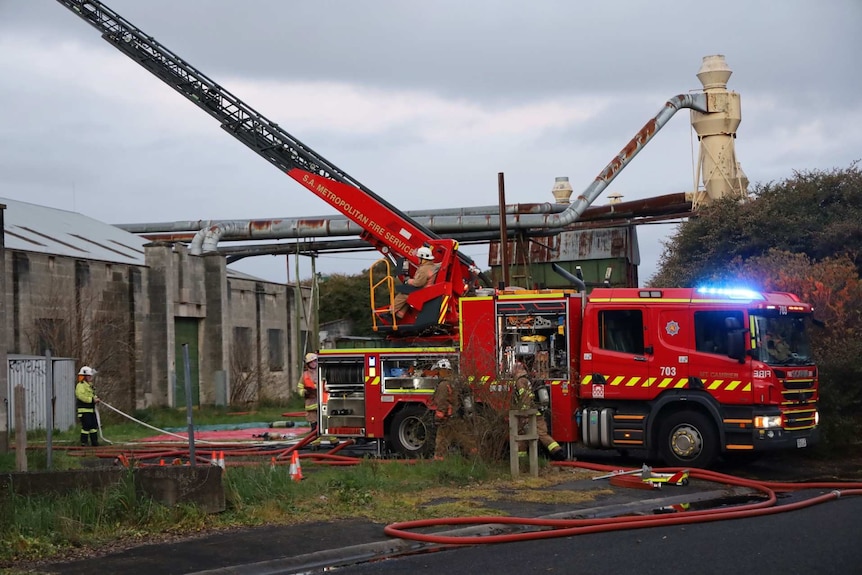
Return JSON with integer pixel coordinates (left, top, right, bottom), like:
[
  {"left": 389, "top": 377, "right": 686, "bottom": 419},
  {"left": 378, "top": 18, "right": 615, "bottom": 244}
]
[
  {"left": 1, "top": 197, "right": 146, "bottom": 265},
  {"left": 1, "top": 197, "right": 271, "bottom": 282}
]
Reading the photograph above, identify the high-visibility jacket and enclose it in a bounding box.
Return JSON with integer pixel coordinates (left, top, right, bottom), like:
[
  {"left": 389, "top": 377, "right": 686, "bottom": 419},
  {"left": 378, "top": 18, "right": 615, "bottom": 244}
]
[{"left": 75, "top": 380, "right": 98, "bottom": 414}]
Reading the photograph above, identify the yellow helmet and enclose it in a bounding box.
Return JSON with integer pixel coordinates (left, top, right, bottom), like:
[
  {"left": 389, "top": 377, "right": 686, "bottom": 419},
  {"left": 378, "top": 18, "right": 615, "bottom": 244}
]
[{"left": 304, "top": 353, "right": 318, "bottom": 364}]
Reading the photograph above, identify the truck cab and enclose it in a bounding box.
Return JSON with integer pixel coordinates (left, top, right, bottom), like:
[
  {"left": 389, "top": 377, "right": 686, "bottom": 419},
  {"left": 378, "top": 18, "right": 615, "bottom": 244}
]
[{"left": 578, "top": 287, "right": 819, "bottom": 467}]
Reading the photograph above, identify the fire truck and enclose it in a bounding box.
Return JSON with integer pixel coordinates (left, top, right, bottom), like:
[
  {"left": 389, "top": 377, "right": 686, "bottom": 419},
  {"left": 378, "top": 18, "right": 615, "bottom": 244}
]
[
  {"left": 319, "top": 284, "right": 819, "bottom": 467},
  {"left": 56, "top": 1, "right": 820, "bottom": 467}
]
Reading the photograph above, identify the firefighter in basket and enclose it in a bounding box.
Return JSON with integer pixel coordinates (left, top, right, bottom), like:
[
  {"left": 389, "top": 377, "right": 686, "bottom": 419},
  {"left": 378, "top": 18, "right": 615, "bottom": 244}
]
[
  {"left": 392, "top": 246, "right": 441, "bottom": 319},
  {"left": 513, "top": 360, "right": 566, "bottom": 461}
]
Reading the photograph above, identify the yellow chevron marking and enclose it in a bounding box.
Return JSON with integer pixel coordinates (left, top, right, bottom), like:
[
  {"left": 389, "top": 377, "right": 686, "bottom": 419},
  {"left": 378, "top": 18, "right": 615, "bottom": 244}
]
[
  {"left": 438, "top": 296, "right": 450, "bottom": 323},
  {"left": 581, "top": 375, "right": 593, "bottom": 385},
  {"left": 726, "top": 380, "right": 742, "bottom": 391},
  {"left": 643, "top": 378, "right": 656, "bottom": 387},
  {"left": 743, "top": 383, "right": 751, "bottom": 391},
  {"left": 708, "top": 380, "right": 723, "bottom": 390},
  {"left": 366, "top": 376, "right": 380, "bottom": 386},
  {"left": 658, "top": 378, "right": 673, "bottom": 388},
  {"left": 674, "top": 379, "right": 687, "bottom": 389},
  {"left": 610, "top": 376, "right": 625, "bottom": 386},
  {"left": 625, "top": 377, "right": 640, "bottom": 387}
]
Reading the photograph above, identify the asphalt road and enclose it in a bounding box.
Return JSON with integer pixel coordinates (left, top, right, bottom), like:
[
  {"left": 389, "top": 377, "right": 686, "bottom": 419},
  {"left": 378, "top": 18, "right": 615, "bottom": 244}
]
[{"left": 335, "top": 495, "right": 862, "bottom": 575}]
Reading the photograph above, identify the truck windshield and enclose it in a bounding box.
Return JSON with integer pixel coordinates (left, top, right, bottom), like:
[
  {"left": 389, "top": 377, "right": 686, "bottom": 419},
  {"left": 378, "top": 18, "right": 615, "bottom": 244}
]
[{"left": 751, "top": 313, "right": 813, "bottom": 366}]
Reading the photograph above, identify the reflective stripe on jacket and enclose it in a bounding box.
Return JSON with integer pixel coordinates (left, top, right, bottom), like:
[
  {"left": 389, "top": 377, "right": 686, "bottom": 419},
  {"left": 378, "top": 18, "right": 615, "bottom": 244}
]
[{"left": 514, "top": 375, "right": 539, "bottom": 414}]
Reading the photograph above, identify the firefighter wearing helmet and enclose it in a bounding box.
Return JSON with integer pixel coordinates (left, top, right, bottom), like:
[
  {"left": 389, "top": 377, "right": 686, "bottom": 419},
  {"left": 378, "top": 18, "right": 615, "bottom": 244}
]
[
  {"left": 75, "top": 366, "right": 100, "bottom": 447},
  {"left": 392, "top": 246, "right": 441, "bottom": 319},
  {"left": 513, "top": 360, "right": 566, "bottom": 461},
  {"left": 297, "top": 353, "right": 319, "bottom": 430},
  {"left": 429, "top": 358, "right": 474, "bottom": 459}
]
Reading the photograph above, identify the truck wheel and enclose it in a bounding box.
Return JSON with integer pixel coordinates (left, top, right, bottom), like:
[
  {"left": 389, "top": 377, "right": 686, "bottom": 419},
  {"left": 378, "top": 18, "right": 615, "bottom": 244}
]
[
  {"left": 657, "top": 410, "right": 717, "bottom": 468},
  {"left": 389, "top": 406, "right": 434, "bottom": 458}
]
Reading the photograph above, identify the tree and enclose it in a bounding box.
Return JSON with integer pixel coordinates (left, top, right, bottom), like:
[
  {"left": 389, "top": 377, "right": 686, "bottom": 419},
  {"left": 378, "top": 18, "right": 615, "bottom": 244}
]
[
  {"left": 317, "top": 272, "right": 378, "bottom": 337},
  {"left": 651, "top": 163, "right": 862, "bottom": 287}
]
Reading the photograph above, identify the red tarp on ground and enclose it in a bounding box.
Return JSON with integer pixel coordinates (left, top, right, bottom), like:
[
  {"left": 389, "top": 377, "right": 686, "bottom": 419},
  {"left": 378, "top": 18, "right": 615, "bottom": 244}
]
[{"left": 139, "top": 427, "right": 309, "bottom": 443}]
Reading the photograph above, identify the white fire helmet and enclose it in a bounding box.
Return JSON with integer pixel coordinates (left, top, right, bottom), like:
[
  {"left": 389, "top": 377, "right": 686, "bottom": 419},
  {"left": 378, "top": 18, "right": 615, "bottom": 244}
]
[
  {"left": 78, "top": 366, "right": 96, "bottom": 376},
  {"left": 304, "top": 352, "right": 319, "bottom": 364},
  {"left": 416, "top": 246, "right": 434, "bottom": 261},
  {"left": 433, "top": 358, "right": 452, "bottom": 370}
]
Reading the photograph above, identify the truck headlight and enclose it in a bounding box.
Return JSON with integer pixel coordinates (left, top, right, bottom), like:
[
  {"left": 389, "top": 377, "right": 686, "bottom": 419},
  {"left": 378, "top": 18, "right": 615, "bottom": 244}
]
[{"left": 754, "top": 415, "right": 783, "bottom": 429}]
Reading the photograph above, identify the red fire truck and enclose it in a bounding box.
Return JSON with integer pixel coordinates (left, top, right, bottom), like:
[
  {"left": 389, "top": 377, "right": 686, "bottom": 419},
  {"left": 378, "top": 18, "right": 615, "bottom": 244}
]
[
  {"left": 320, "top": 284, "right": 819, "bottom": 467},
  {"left": 57, "top": 1, "right": 820, "bottom": 467}
]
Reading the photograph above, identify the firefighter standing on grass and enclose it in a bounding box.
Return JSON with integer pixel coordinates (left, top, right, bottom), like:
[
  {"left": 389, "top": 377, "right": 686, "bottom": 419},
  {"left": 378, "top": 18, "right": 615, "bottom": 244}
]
[
  {"left": 430, "top": 359, "right": 475, "bottom": 459},
  {"left": 297, "top": 353, "right": 319, "bottom": 430},
  {"left": 513, "top": 360, "right": 566, "bottom": 461},
  {"left": 75, "top": 366, "right": 100, "bottom": 447}
]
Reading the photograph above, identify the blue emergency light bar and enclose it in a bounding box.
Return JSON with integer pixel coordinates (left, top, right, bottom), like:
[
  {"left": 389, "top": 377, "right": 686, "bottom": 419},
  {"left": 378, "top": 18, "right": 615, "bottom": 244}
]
[{"left": 696, "top": 286, "right": 765, "bottom": 300}]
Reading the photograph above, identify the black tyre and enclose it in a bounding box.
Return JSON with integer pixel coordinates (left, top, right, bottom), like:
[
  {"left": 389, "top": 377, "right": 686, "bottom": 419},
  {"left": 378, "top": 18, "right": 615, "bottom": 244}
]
[
  {"left": 657, "top": 410, "right": 718, "bottom": 468},
  {"left": 389, "top": 405, "right": 434, "bottom": 457}
]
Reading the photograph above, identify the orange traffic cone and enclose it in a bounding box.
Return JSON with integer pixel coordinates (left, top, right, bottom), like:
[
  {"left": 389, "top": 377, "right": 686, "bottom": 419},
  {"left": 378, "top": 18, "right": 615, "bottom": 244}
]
[
  {"left": 218, "top": 451, "right": 226, "bottom": 470},
  {"left": 211, "top": 451, "right": 218, "bottom": 466},
  {"left": 289, "top": 451, "right": 303, "bottom": 482}
]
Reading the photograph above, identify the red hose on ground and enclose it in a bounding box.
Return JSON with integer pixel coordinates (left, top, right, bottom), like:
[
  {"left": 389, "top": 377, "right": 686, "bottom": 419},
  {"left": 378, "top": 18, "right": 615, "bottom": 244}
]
[{"left": 383, "top": 461, "right": 862, "bottom": 545}]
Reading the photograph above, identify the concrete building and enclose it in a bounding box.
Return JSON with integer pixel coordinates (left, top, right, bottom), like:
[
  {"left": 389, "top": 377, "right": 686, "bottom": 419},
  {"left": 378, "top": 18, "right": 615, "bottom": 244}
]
[{"left": 1, "top": 198, "right": 307, "bottom": 416}]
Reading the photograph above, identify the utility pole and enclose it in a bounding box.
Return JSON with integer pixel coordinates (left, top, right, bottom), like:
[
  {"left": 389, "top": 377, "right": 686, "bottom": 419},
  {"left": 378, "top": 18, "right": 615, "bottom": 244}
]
[{"left": 0, "top": 205, "right": 8, "bottom": 453}]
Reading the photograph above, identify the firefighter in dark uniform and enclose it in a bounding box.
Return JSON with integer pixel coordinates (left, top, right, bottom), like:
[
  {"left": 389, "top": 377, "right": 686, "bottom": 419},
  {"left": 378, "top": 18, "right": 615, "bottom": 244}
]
[
  {"left": 513, "top": 360, "right": 566, "bottom": 461},
  {"left": 75, "top": 366, "right": 100, "bottom": 447},
  {"left": 430, "top": 359, "right": 475, "bottom": 459}
]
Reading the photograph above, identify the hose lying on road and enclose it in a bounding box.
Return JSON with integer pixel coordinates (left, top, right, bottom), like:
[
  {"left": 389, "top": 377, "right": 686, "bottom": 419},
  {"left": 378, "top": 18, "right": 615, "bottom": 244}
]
[{"left": 383, "top": 461, "right": 862, "bottom": 545}]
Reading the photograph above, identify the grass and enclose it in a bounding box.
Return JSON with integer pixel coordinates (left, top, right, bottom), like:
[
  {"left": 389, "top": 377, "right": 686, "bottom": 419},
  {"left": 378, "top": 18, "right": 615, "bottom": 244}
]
[
  {"left": 0, "top": 454, "right": 599, "bottom": 568},
  {"left": 0, "top": 405, "right": 601, "bottom": 568}
]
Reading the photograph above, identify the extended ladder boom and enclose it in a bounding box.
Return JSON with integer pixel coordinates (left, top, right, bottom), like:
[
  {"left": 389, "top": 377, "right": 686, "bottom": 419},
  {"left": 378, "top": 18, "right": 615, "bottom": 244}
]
[
  {"left": 56, "top": 0, "right": 465, "bottom": 265},
  {"left": 56, "top": 0, "right": 482, "bottom": 336}
]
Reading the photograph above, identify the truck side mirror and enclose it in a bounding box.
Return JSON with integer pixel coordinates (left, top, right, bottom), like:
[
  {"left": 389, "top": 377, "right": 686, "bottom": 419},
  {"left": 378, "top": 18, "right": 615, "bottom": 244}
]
[{"left": 727, "top": 330, "right": 746, "bottom": 363}]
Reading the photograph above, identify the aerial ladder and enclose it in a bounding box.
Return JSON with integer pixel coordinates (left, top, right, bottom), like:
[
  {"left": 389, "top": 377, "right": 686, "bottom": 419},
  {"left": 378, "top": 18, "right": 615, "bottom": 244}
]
[{"left": 55, "top": 0, "right": 482, "bottom": 338}]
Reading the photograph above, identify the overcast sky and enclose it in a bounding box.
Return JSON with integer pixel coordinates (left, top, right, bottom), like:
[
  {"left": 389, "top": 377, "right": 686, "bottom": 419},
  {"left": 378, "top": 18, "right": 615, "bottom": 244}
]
[{"left": 2, "top": 0, "right": 860, "bottom": 285}]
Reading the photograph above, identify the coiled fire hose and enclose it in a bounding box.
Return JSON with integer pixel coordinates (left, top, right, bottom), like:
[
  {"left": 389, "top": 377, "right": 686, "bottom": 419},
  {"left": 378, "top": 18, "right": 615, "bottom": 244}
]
[{"left": 384, "top": 461, "right": 862, "bottom": 545}]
